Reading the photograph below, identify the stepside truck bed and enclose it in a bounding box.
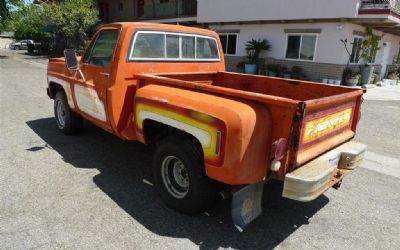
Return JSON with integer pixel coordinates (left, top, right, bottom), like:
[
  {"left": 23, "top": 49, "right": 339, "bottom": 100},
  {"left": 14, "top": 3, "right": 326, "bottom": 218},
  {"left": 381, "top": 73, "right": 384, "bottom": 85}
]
[{"left": 136, "top": 71, "right": 364, "bottom": 177}]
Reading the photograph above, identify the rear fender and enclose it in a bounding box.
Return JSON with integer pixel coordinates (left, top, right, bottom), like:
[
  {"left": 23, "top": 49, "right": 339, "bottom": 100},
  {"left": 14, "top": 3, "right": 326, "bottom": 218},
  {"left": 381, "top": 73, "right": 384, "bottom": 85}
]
[{"left": 134, "top": 85, "right": 272, "bottom": 185}]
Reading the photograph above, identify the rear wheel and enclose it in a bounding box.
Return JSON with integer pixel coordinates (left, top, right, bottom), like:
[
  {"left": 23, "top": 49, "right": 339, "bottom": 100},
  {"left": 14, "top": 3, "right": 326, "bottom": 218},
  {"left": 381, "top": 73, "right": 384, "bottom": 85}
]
[
  {"left": 54, "top": 91, "right": 83, "bottom": 134},
  {"left": 152, "top": 134, "right": 218, "bottom": 214},
  {"left": 15, "top": 45, "right": 20, "bottom": 50}
]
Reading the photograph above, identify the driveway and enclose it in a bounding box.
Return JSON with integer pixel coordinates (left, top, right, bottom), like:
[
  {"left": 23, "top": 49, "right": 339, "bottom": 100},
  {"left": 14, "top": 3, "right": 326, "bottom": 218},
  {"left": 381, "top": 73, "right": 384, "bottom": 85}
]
[{"left": 1, "top": 52, "right": 399, "bottom": 249}]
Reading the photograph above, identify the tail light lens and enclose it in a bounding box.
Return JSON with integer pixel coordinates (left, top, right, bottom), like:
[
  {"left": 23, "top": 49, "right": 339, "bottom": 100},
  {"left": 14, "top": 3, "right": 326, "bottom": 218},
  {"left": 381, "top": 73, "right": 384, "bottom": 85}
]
[{"left": 271, "top": 138, "right": 288, "bottom": 161}]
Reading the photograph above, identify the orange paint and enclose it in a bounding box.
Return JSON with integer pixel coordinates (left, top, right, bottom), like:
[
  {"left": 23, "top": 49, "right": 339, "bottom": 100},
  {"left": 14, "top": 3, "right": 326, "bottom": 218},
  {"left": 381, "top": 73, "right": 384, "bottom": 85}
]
[{"left": 47, "top": 22, "right": 365, "bottom": 185}]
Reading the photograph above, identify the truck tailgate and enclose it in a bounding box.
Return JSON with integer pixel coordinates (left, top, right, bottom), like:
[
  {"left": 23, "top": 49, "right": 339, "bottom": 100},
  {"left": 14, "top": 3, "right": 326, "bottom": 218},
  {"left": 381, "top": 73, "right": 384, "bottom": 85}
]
[{"left": 294, "top": 89, "right": 364, "bottom": 167}]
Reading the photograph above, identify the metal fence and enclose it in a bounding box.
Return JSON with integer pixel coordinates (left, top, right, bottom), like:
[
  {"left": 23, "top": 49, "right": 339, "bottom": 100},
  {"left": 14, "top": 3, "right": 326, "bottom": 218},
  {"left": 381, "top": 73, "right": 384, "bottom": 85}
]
[{"left": 360, "top": 0, "right": 400, "bottom": 13}]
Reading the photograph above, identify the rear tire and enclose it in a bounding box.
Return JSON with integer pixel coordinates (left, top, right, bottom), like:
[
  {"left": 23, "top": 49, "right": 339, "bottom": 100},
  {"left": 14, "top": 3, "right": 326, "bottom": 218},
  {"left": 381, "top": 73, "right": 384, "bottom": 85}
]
[
  {"left": 54, "top": 91, "right": 83, "bottom": 134},
  {"left": 152, "top": 134, "right": 218, "bottom": 214},
  {"left": 15, "top": 45, "right": 20, "bottom": 50}
]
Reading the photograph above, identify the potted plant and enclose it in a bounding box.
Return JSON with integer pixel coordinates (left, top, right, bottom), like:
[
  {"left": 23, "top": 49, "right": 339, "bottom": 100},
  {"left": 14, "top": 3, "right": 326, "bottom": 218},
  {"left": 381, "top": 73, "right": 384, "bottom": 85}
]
[
  {"left": 371, "top": 72, "right": 379, "bottom": 85},
  {"left": 236, "top": 61, "right": 245, "bottom": 73},
  {"left": 341, "top": 28, "right": 380, "bottom": 85},
  {"left": 267, "top": 64, "right": 281, "bottom": 77},
  {"left": 281, "top": 66, "right": 291, "bottom": 78},
  {"left": 245, "top": 38, "right": 271, "bottom": 74},
  {"left": 359, "top": 28, "right": 380, "bottom": 85},
  {"left": 387, "top": 71, "right": 399, "bottom": 85},
  {"left": 342, "top": 68, "right": 360, "bottom": 86},
  {"left": 291, "top": 66, "right": 303, "bottom": 79}
]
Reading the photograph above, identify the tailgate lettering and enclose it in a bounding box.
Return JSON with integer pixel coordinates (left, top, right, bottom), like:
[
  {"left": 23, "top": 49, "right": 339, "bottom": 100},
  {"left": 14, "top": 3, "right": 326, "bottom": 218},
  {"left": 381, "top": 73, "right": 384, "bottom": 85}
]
[{"left": 303, "top": 108, "right": 352, "bottom": 143}]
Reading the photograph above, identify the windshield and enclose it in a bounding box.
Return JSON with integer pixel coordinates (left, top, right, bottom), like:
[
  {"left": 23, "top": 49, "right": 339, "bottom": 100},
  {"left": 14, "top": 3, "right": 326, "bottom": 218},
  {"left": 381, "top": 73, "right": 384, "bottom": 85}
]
[{"left": 129, "top": 31, "right": 220, "bottom": 61}]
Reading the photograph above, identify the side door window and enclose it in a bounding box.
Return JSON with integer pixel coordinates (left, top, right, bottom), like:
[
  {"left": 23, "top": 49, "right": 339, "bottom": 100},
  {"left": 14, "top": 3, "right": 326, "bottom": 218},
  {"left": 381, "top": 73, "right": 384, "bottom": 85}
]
[{"left": 84, "top": 30, "right": 119, "bottom": 67}]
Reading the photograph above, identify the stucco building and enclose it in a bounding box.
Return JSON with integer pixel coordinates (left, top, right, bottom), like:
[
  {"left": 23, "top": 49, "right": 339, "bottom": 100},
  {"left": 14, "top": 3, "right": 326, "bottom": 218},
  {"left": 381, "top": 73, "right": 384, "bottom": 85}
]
[{"left": 97, "top": 0, "right": 400, "bottom": 81}]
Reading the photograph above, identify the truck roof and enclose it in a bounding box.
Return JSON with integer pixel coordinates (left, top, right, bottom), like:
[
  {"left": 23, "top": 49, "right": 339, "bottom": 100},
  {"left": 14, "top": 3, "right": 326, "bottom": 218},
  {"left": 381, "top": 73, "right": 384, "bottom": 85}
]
[{"left": 107, "top": 22, "right": 218, "bottom": 37}]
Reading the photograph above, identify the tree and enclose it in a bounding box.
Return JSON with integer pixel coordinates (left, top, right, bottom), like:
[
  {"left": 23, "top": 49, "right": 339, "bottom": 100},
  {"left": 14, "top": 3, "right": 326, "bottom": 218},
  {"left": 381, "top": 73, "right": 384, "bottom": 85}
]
[
  {"left": 0, "top": 1, "right": 7, "bottom": 27},
  {"left": 358, "top": 27, "right": 380, "bottom": 65},
  {"left": 0, "top": 0, "right": 23, "bottom": 32},
  {"left": 4, "top": 3, "right": 47, "bottom": 40},
  {"left": 44, "top": 0, "right": 99, "bottom": 50}
]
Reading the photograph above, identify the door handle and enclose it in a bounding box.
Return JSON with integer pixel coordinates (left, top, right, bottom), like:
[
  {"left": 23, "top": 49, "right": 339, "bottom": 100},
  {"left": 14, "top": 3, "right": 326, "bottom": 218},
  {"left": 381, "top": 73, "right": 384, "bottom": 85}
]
[{"left": 100, "top": 72, "right": 110, "bottom": 78}]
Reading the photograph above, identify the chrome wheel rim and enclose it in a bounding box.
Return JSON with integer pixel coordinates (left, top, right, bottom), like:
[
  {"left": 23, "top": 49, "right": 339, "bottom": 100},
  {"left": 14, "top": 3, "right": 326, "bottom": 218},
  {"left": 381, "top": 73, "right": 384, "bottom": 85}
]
[
  {"left": 161, "top": 156, "right": 189, "bottom": 199},
  {"left": 56, "top": 99, "right": 66, "bottom": 128}
]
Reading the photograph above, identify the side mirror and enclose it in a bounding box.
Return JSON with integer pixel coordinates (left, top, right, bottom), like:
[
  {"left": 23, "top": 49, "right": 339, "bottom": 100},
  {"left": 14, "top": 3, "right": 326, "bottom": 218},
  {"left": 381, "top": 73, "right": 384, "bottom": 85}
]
[
  {"left": 64, "top": 49, "right": 86, "bottom": 82},
  {"left": 64, "top": 49, "right": 79, "bottom": 71}
]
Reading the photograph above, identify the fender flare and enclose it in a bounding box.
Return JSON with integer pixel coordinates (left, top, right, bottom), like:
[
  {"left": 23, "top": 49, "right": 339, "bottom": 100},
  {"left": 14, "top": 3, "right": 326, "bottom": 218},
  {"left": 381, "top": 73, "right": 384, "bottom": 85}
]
[{"left": 48, "top": 75, "right": 75, "bottom": 109}]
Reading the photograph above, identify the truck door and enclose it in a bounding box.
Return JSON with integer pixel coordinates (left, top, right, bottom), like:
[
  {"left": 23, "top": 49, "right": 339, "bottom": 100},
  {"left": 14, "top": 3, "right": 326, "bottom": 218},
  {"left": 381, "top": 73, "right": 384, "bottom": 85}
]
[{"left": 73, "top": 28, "right": 119, "bottom": 130}]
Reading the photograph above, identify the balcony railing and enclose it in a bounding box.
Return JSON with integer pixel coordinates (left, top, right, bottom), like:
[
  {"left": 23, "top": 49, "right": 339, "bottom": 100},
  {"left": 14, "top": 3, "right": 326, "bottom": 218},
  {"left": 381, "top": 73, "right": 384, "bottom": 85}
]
[
  {"left": 139, "top": 0, "right": 196, "bottom": 20},
  {"left": 360, "top": 0, "right": 400, "bottom": 14}
]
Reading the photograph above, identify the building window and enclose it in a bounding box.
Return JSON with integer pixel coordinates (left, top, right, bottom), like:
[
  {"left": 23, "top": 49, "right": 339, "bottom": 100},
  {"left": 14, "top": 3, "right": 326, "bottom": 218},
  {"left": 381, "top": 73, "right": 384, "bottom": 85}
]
[
  {"left": 350, "top": 36, "right": 363, "bottom": 63},
  {"left": 118, "top": 2, "right": 123, "bottom": 12},
  {"left": 285, "top": 34, "right": 317, "bottom": 61},
  {"left": 99, "top": 3, "right": 109, "bottom": 22},
  {"left": 350, "top": 36, "right": 377, "bottom": 64},
  {"left": 219, "top": 34, "right": 237, "bottom": 55}
]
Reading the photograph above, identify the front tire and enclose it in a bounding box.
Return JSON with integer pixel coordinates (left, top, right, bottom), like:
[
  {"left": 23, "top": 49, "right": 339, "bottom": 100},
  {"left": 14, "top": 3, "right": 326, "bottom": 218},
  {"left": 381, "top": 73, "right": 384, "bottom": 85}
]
[
  {"left": 153, "top": 135, "right": 218, "bottom": 214},
  {"left": 54, "top": 91, "right": 83, "bottom": 134}
]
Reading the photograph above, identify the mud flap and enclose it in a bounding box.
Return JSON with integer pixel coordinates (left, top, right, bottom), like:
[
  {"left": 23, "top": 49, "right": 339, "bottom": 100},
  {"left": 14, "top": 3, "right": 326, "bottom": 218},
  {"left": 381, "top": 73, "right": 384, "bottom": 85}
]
[{"left": 231, "top": 182, "right": 264, "bottom": 232}]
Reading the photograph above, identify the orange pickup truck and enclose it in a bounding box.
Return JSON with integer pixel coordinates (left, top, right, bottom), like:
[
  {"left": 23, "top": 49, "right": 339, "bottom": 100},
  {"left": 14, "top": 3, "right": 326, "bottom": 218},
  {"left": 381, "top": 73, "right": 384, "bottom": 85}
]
[{"left": 47, "top": 22, "right": 366, "bottom": 230}]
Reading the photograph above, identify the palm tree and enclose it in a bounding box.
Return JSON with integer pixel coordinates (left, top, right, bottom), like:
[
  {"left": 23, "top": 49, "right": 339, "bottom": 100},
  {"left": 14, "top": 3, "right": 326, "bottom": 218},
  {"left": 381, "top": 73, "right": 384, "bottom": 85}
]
[{"left": 245, "top": 39, "right": 271, "bottom": 64}]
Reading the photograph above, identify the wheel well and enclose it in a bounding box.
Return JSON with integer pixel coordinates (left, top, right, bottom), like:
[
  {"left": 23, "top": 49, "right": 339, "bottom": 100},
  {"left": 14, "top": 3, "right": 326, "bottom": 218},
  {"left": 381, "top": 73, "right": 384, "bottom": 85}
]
[
  {"left": 143, "top": 119, "right": 202, "bottom": 149},
  {"left": 49, "top": 82, "right": 64, "bottom": 98}
]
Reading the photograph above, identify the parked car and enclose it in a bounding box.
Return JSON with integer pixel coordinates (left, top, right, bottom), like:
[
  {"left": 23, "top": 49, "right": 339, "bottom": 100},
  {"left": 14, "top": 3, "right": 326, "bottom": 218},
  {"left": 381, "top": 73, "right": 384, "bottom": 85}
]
[
  {"left": 9, "top": 40, "right": 35, "bottom": 50},
  {"left": 46, "top": 23, "right": 366, "bottom": 231}
]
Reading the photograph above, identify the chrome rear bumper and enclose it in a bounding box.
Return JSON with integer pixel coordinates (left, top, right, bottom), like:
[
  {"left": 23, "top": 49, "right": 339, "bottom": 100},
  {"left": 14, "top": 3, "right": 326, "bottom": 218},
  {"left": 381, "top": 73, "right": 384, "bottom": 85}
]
[{"left": 282, "top": 141, "right": 367, "bottom": 202}]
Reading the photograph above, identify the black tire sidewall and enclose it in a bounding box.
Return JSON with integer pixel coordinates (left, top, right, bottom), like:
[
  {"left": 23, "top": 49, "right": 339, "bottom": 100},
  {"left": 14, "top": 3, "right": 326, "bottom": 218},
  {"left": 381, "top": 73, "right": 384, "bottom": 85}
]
[
  {"left": 153, "top": 136, "right": 217, "bottom": 214},
  {"left": 54, "top": 91, "right": 72, "bottom": 133}
]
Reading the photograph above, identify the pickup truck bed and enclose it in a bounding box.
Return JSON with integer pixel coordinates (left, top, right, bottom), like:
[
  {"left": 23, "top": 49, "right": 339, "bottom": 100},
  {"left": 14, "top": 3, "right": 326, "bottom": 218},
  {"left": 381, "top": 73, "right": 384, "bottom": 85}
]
[{"left": 136, "top": 71, "right": 364, "bottom": 176}]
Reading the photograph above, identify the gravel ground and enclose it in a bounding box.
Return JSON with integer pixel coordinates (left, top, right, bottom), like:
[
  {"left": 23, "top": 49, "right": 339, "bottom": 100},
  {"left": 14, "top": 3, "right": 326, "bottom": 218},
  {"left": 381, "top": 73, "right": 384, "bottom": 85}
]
[{"left": 1, "top": 52, "right": 400, "bottom": 250}]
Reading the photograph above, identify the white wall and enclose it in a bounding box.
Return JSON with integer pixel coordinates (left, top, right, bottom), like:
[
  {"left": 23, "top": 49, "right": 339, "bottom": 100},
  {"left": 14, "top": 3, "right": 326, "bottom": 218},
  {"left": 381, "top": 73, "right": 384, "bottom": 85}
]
[
  {"left": 211, "top": 22, "right": 400, "bottom": 66},
  {"left": 198, "top": 0, "right": 359, "bottom": 23},
  {"left": 211, "top": 22, "right": 352, "bottom": 64},
  {"left": 0, "top": 38, "right": 14, "bottom": 49}
]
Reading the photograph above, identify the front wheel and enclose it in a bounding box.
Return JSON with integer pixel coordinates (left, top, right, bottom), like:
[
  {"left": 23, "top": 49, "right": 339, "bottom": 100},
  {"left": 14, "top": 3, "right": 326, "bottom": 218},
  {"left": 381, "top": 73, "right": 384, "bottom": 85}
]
[
  {"left": 152, "top": 135, "right": 218, "bottom": 214},
  {"left": 54, "top": 91, "right": 83, "bottom": 134}
]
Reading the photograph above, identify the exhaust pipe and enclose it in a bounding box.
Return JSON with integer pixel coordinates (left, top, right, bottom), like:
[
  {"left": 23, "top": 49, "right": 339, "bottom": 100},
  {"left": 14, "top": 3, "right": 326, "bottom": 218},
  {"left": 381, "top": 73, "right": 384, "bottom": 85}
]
[{"left": 218, "top": 190, "right": 232, "bottom": 200}]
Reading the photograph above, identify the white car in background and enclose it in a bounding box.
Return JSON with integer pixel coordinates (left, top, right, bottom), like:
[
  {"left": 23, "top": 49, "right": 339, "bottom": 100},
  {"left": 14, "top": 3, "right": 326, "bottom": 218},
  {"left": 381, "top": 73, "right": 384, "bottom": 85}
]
[{"left": 9, "top": 40, "right": 35, "bottom": 50}]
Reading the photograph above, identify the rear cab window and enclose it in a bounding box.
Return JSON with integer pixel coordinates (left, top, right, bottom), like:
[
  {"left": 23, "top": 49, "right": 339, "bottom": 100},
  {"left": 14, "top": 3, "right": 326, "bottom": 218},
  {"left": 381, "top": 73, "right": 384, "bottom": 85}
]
[{"left": 129, "top": 31, "right": 220, "bottom": 61}]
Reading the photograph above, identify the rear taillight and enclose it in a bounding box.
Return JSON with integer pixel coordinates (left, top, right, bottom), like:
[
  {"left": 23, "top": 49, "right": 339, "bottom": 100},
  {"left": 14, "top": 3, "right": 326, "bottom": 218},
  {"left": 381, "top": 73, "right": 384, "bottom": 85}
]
[
  {"left": 271, "top": 138, "right": 288, "bottom": 161},
  {"left": 269, "top": 138, "right": 288, "bottom": 172}
]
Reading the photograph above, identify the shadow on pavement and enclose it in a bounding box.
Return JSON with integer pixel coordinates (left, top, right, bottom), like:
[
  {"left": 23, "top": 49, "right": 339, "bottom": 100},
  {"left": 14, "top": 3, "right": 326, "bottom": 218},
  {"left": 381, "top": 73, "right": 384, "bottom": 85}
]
[{"left": 27, "top": 117, "right": 329, "bottom": 250}]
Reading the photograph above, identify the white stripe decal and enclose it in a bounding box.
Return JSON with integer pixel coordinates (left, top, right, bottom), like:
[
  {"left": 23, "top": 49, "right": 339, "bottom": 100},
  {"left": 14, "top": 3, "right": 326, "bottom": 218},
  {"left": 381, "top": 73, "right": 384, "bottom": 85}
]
[
  {"left": 138, "top": 111, "right": 211, "bottom": 147},
  {"left": 74, "top": 84, "right": 107, "bottom": 122},
  {"left": 47, "top": 75, "right": 75, "bottom": 108}
]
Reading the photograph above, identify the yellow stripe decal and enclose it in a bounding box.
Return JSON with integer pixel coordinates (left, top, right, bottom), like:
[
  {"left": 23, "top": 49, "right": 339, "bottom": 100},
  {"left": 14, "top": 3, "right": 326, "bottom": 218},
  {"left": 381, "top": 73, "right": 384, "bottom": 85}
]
[{"left": 136, "top": 103, "right": 220, "bottom": 159}]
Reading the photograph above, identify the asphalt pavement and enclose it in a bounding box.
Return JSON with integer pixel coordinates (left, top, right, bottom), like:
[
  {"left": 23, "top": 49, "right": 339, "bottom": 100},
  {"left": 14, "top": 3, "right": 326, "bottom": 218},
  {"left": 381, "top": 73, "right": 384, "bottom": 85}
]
[{"left": 1, "top": 50, "right": 399, "bottom": 250}]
